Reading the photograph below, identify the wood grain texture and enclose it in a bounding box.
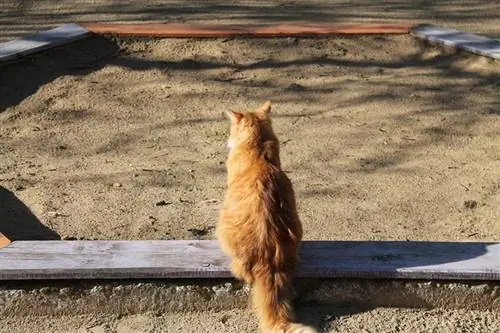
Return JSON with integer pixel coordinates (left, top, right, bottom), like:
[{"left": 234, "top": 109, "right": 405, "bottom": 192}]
[
  {"left": 0, "top": 233, "right": 10, "bottom": 249},
  {"left": 0, "top": 23, "right": 89, "bottom": 62},
  {"left": 1, "top": 240, "right": 499, "bottom": 281},
  {"left": 81, "top": 23, "right": 413, "bottom": 37},
  {"left": 412, "top": 24, "right": 500, "bottom": 60}
]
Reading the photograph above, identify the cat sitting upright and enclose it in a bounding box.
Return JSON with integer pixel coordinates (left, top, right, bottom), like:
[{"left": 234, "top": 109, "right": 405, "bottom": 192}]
[{"left": 217, "top": 101, "right": 317, "bottom": 333}]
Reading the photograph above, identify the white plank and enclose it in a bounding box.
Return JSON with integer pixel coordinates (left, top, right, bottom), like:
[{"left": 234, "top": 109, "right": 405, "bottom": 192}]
[
  {"left": 0, "top": 240, "right": 499, "bottom": 281},
  {"left": 411, "top": 24, "right": 500, "bottom": 60},
  {"left": 0, "top": 24, "right": 90, "bottom": 62}
]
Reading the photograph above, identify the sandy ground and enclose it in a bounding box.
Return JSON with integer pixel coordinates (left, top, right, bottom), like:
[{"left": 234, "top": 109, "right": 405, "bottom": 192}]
[
  {"left": 3, "top": 307, "right": 500, "bottom": 333},
  {"left": 1, "top": 1, "right": 500, "bottom": 332},
  {"left": 1, "top": 33, "right": 500, "bottom": 333},
  {"left": 2, "top": 35, "right": 500, "bottom": 242},
  {"left": 1, "top": 1, "right": 500, "bottom": 43}
]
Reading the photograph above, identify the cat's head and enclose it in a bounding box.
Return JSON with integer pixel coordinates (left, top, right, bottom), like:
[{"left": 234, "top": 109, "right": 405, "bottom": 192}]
[{"left": 225, "top": 101, "right": 275, "bottom": 150}]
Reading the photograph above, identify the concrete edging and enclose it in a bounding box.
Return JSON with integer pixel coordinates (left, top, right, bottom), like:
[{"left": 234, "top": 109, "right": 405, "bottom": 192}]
[
  {"left": 0, "top": 23, "right": 89, "bottom": 62},
  {"left": 1, "top": 279, "right": 499, "bottom": 317},
  {"left": 411, "top": 24, "right": 500, "bottom": 60}
]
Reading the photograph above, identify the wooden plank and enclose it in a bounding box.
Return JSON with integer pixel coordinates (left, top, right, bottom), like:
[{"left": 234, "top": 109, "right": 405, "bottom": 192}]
[
  {"left": 0, "top": 232, "right": 10, "bottom": 249},
  {"left": 81, "top": 23, "right": 413, "bottom": 38},
  {"left": 411, "top": 24, "right": 500, "bottom": 60},
  {"left": 0, "top": 23, "right": 89, "bottom": 62},
  {"left": 0, "top": 240, "right": 499, "bottom": 281}
]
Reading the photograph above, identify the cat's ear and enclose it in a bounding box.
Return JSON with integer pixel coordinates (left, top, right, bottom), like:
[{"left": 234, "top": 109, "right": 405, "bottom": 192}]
[
  {"left": 257, "top": 100, "right": 272, "bottom": 115},
  {"left": 225, "top": 110, "right": 243, "bottom": 124}
]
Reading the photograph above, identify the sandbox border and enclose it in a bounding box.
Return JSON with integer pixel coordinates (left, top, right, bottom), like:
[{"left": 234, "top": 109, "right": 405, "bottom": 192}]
[
  {"left": 1, "top": 23, "right": 499, "bottom": 62},
  {"left": 1, "top": 22, "right": 499, "bottom": 313}
]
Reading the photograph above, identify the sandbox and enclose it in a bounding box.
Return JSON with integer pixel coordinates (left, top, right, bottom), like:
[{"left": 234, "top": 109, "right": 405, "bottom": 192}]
[{"left": 1, "top": 23, "right": 500, "bottom": 332}]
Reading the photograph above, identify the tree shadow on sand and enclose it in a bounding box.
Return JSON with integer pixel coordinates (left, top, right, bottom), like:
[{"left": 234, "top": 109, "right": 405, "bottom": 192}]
[
  {"left": 0, "top": 35, "right": 119, "bottom": 112},
  {"left": 2, "top": 34, "right": 499, "bottom": 172},
  {"left": 0, "top": 186, "right": 60, "bottom": 240}
]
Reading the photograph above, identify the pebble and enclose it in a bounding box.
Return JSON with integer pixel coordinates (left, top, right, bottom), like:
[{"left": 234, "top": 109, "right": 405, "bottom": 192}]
[{"left": 47, "top": 211, "right": 62, "bottom": 218}]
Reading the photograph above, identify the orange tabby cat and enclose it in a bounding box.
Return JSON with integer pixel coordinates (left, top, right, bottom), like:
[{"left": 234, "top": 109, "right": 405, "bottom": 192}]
[{"left": 217, "top": 101, "right": 317, "bottom": 333}]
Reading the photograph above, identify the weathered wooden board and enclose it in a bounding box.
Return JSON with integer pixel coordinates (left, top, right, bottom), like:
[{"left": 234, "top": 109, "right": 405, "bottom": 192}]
[
  {"left": 0, "top": 240, "right": 499, "bottom": 281},
  {"left": 0, "top": 23, "right": 89, "bottom": 62},
  {"left": 81, "top": 23, "right": 413, "bottom": 38},
  {"left": 412, "top": 24, "right": 500, "bottom": 60},
  {"left": 0, "top": 233, "right": 10, "bottom": 249}
]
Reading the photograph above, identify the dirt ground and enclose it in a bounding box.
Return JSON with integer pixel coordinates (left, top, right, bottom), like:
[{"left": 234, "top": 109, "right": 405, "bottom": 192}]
[
  {"left": 2, "top": 35, "right": 500, "bottom": 242},
  {"left": 1, "top": 1, "right": 500, "bottom": 332},
  {"left": 3, "top": 307, "right": 500, "bottom": 333}
]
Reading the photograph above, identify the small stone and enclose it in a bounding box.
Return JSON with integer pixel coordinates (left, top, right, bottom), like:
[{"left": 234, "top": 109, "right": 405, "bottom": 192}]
[
  {"left": 286, "top": 83, "right": 305, "bottom": 92},
  {"left": 220, "top": 314, "right": 231, "bottom": 324},
  {"left": 113, "top": 182, "right": 122, "bottom": 188},
  {"left": 90, "top": 285, "right": 105, "bottom": 294},
  {"left": 39, "top": 287, "right": 51, "bottom": 295},
  {"left": 491, "top": 286, "right": 500, "bottom": 297},
  {"left": 47, "top": 211, "right": 61, "bottom": 218},
  {"left": 156, "top": 200, "right": 172, "bottom": 206},
  {"left": 469, "top": 284, "right": 490, "bottom": 295},
  {"left": 59, "top": 287, "right": 73, "bottom": 296},
  {"left": 148, "top": 216, "right": 157, "bottom": 225},
  {"left": 464, "top": 200, "right": 478, "bottom": 209}
]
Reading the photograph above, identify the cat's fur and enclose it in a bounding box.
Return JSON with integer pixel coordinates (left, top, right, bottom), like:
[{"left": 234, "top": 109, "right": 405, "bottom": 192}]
[{"left": 217, "top": 101, "right": 317, "bottom": 333}]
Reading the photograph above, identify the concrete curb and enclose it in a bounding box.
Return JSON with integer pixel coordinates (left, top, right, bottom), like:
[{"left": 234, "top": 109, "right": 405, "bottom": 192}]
[
  {"left": 412, "top": 24, "right": 500, "bottom": 60},
  {"left": 0, "top": 23, "right": 89, "bottom": 62},
  {"left": 1, "top": 279, "right": 499, "bottom": 317}
]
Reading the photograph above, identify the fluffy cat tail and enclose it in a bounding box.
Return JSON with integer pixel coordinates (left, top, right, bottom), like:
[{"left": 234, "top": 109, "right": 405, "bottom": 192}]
[{"left": 252, "top": 269, "right": 318, "bottom": 333}]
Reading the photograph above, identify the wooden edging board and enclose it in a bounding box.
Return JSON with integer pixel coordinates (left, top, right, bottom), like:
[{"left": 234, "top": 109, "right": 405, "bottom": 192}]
[
  {"left": 79, "top": 23, "right": 414, "bottom": 37},
  {"left": 1, "top": 240, "right": 499, "bottom": 281}
]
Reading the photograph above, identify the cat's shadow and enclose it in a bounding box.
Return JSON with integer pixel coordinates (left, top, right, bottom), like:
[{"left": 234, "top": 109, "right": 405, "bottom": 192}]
[
  {"left": 0, "top": 186, "right": 60, "bottom": 241},
  {"left": 297, "top": 303, "right": 373, "bottom": 332}
]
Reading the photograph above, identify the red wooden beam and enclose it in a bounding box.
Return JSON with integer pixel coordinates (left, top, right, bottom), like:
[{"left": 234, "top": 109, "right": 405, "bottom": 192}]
[
  {"left": 80, "top": 23, "right": 414, "bottom": 38},
  {"left": 0, "top": 233, "right": 10, "bottom": 249}
]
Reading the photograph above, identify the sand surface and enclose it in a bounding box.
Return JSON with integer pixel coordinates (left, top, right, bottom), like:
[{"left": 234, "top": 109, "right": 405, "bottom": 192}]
[
  {"left": 3, "top": 308, "right": 500, "bottom": 333},
  {"left": 2, "top": 35, "right": 499, "bottom": 242},
  {"left": 1, "top": 1, "right": 500, "bottom": 332}
]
